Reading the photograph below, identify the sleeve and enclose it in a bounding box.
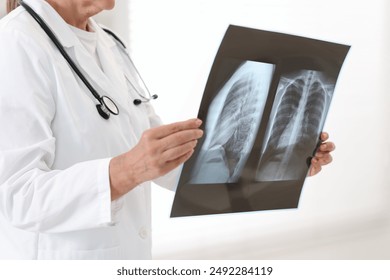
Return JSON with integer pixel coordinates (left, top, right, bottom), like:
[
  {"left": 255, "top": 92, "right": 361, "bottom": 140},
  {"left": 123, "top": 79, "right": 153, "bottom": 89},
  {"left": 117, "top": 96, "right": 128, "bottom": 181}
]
[{"left": 0, "top": 29, "right": 115, "bottom": 233}]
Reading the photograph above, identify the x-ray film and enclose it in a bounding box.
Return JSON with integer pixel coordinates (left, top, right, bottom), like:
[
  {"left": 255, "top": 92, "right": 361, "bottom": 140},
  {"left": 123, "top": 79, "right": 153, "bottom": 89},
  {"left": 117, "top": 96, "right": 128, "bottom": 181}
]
[{"left": 171, "top": 25, "right": 350, "bottom": 217}]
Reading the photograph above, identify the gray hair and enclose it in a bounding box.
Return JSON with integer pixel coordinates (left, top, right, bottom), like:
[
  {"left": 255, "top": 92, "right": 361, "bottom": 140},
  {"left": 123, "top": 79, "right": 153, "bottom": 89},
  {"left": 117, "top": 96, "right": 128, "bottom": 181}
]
[{"left": 7, "top": 0, "right": 20, "bottom": 13}]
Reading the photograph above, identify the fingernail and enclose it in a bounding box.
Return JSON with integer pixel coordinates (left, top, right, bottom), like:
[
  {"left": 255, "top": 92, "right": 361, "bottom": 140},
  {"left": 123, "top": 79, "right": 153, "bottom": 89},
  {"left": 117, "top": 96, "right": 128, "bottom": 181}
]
[{"left": 195, "top": 119, "right": 202, "bottom": 126}]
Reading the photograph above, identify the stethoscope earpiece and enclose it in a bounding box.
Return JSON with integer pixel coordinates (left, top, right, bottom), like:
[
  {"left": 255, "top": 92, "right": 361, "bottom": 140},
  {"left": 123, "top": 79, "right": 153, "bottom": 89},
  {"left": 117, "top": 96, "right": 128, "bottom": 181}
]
[
  {"left": 133, "top": 94, "right": 158, "bottom": 106},
  {"left": 133, "top": 99, "right": 142, "bottom": 106}
]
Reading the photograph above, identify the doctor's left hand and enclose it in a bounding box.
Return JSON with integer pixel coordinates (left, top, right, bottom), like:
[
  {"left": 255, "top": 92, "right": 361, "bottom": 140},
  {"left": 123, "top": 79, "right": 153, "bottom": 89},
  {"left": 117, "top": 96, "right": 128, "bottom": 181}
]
[
  {"left": 308, "top": 132, "right": 335, "bottom": 177},
  {"left": 109, "top": 118, "right": 203, "bottom": 200}
]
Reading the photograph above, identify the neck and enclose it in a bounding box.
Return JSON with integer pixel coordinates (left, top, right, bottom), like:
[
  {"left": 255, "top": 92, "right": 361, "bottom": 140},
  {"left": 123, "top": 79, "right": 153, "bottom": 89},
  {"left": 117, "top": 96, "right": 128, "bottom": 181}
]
[{"left": 46, "top": 0, "right": 102, "bottom": 31}]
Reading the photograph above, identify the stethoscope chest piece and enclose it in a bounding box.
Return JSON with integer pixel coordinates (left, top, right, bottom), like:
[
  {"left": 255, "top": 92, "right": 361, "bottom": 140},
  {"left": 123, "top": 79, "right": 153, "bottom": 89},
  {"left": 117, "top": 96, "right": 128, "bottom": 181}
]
[{"left": 96, "top": 95, "right": 119, "bottom": 119}]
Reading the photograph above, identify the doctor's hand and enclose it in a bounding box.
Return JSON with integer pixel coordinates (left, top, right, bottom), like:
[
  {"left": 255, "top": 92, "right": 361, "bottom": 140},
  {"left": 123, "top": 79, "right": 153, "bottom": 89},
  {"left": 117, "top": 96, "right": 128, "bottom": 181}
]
[
  {"left": 308, "top": 132, "right": 335, "bottom": 177},
  {"left": 109, "top": 118, "right": 203, "bottom": 200}
]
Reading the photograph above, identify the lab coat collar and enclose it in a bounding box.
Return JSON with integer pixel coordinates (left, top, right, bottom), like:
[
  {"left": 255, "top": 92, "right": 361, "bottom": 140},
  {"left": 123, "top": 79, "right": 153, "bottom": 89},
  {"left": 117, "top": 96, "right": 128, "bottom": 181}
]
[
  {"left": 22, "top": 0, "right": 125, "bottom": 102},
  {"left": 89, "top": 20, "right": 128, "bottom": 100},
  {"left": 21, "top": 0, "right": 116, "bottom": 49},
  {"left": 94, "top": 21, "right": 128, "bottom": 79}
]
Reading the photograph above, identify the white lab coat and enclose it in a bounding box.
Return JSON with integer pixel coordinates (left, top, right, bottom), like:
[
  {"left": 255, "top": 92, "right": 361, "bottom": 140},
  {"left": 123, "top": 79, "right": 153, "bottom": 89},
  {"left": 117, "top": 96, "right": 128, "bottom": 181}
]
[{"left": 0, "top": 0, "right": 175, "bottom": 259}]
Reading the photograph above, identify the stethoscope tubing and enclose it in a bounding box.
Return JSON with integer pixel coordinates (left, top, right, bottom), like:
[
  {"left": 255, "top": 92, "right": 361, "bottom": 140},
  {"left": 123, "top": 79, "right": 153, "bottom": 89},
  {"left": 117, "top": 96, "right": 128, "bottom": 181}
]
[
  {"left": 19, "top": 1, "right": 157, "bottom": 119},
  {"left": 19, "top": 1, "right": 105, "bottom": 106}
]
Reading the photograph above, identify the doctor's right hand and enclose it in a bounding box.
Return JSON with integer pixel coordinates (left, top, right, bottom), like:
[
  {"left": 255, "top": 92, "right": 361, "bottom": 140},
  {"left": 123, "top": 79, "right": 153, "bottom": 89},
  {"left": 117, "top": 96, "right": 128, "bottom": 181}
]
[{"left": 109, "top": 118, "right": 203, "bottom": 200}]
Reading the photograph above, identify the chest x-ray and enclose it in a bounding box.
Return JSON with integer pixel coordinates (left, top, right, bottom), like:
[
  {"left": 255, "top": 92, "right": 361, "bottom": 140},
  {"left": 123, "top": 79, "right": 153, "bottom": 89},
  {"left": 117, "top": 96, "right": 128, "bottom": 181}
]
[
  {"left": 171, "top": 25, "right": 350, "bottom": 217},
  {"left": 256, "top": 70, "right": 334, "bottom": 181}
]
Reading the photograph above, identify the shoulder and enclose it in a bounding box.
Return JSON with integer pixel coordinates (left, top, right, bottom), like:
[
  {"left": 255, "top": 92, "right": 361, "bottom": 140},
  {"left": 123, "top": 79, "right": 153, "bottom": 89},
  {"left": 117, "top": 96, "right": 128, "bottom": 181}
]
[
  {"left": 0, "top": 9, "right": 56, "bottom": 100},
  {"left": 0, "top": 9, "right": 55, "bottom": 78},
  {"left": 1, "top": 6, "right": 34, "bottom": 34},
  {"left": 0, "top": 6, "right": 54, "bottom": 55}
]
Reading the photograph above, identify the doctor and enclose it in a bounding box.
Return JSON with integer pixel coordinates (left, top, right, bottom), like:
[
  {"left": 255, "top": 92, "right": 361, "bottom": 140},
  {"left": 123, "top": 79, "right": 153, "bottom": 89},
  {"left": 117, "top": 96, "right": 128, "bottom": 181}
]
[{"left": 0, "top": 0, "right": 334, "bottom": 259}]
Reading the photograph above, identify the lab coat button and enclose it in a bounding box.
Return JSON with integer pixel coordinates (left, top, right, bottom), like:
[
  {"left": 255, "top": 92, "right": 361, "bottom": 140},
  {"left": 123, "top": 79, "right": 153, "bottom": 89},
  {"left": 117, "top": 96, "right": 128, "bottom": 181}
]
[{"left": 139, "top": 227, "right": 148, "bottom": 239}]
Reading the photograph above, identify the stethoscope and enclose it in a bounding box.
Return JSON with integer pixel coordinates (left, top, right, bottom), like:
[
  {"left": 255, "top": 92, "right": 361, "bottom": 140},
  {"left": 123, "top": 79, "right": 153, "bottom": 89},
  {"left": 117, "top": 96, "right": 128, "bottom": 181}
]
[{"left": 19, "top": 0, "right": 158, "bottom": 120}]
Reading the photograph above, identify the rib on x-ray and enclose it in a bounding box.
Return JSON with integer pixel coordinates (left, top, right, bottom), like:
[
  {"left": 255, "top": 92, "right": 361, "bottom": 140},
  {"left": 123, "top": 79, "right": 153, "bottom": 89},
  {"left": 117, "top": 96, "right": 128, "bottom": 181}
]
[
  {"left": 256, "top": 70, "right": 334, "bottom": 181},
  {"left": 188, "top": 60, "right": 275, "bottom": 184}
]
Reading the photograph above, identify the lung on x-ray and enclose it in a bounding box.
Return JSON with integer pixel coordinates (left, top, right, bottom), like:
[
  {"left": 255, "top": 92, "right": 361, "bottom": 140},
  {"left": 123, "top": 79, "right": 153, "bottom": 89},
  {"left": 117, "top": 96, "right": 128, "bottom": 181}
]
[
  {"left": 171, "top": 25, "right": 350, "bottom": 217},
  {"left": 256, "top": 70, "right": 334, "bottom": 181},
  {"left": 188, "top": 60, "right": 274, "bottom": 184}
]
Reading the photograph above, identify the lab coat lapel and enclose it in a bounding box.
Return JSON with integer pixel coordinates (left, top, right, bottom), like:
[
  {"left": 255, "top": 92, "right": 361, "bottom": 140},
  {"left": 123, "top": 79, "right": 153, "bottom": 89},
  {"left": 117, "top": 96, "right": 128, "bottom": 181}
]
[
  {"left": 97, "top": 44, "right": 128, "bottom": 97},
  {"left": 93, "top": 24, "right": 128, "bottom": 99},
  {"left": 23, "top": 0, "right": 75, "bottom": 47},
  {"left": 69, "top": 43, "right": 117, "bottom": 98},
  {"left": 68, "top": 23, "right": 128, "bottom": 104}
]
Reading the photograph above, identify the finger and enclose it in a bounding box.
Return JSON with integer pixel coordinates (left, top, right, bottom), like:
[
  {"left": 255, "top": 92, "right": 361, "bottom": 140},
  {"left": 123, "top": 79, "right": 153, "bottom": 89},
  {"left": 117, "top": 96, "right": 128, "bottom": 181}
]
[
  {"left": 314, "top": 149, "right": 330, "bottom": 158},
  {"left": 161, "top": 139, "right": 198, "bottom": 162},
  {"left": 160, "top": 128, "right": 203, "bottom": 151},
  {"left": 318, "top": 142, "right": 336, "bottom": 152},
  {"left": 159, "top": 149, "right": 195, "bottom": 175},
  {"left": 320, "top": 132, "right": 329, "bottom": 142},
  {"left": 309, "top": 158, "right": 322, "bottom": 176},
  {"left": 309, "top": 162, "right": 322, "bottom": 176},
  {"left": 148, "top": 119, "right": 202, "bottom": 139},
  {"left": 168, "top": 149, "right": 194, "bottom": 164},
  {"left": 314, "top": 149, "right": 333, "bottom": 158},
  {"left": 313, "top": 153, "right": 333, "bottom": 166}
]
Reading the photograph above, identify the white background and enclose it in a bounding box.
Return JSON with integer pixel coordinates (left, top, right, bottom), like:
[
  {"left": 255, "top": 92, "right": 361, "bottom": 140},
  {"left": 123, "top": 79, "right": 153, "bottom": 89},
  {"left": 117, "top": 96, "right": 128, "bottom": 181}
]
[{"left": 2, "top": 0, "right": 389, "bottom": 259}]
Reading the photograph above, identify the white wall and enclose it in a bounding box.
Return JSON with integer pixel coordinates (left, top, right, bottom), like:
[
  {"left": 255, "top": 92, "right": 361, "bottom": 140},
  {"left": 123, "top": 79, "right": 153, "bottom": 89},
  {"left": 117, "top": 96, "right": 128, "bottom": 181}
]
[
  {"left": 7, "top": 0, "right": 388, "bottom": 259},
  {"left": 94, "top": 0, "right": 130, "bottom": 44}
]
